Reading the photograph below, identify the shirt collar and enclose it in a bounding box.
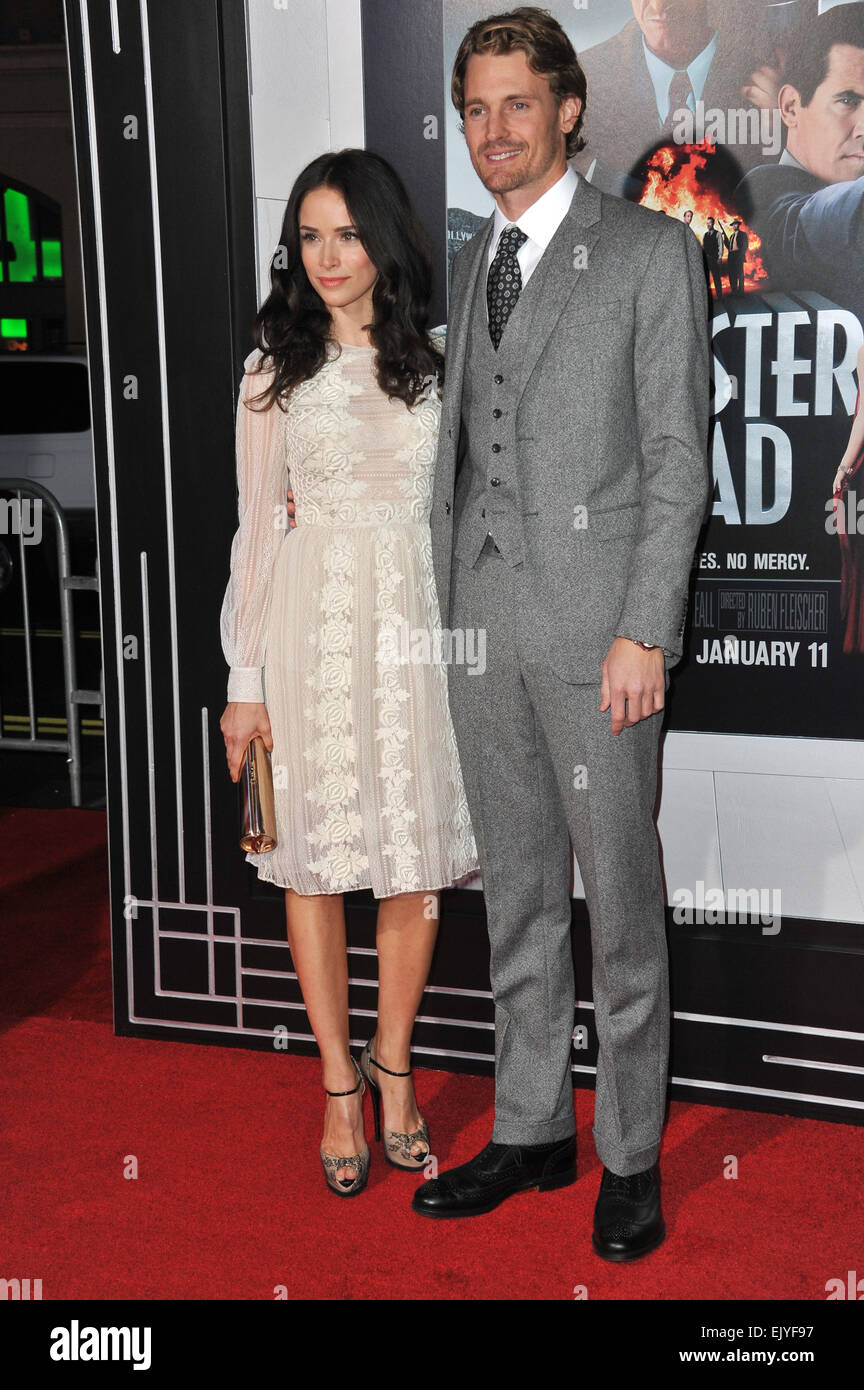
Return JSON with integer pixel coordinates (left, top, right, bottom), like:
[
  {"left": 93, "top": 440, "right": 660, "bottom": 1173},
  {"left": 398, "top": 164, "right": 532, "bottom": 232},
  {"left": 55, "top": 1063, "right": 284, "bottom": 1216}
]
[
  {"left": 780, "top": 146, "right": 807, "bottom": 172},
  {"left": 490, "top": 163, "right": 578, "bottom": 257},
  {"left": 642, "top": 31, "right": 719, "bottom": 121}
]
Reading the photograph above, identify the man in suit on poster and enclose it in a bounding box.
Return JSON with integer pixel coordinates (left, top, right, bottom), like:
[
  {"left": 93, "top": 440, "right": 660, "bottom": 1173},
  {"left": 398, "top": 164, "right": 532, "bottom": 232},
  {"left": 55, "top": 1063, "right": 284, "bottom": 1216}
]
[
  {"left": 412, "top": 7, "right": 710, "bottom": 1260},
  {"left": 725, "top": 216, "right": 749, "bottom": 292},
  {"left": 735, "top": 6, "right": 864, "bottom": 322},
  {"left": 572, "top": 0, "right": 781, "bottom": 189},
  {"left": 702, "top": 214, "right": 725, "bottom": 296}
]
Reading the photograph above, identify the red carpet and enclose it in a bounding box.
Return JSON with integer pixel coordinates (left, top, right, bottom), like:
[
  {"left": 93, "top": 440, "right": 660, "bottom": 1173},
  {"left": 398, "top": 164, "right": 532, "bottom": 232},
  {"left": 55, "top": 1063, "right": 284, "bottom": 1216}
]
[{"left": 2, "top": 805, "right": 863, "bottom": 1300}]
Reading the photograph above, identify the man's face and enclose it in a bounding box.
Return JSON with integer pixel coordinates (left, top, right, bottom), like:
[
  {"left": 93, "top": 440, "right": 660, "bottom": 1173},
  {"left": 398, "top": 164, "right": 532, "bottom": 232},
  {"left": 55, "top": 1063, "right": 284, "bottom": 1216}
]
[
  {"left": 706, "top": 217, "right": 714, "bottom": 227},
  {"left": 462, "top": 49, "right": 580, "bottom": 203},
  {"left": 632, "top": 0, "right": 711, "bottom": 68},
  {"left": 783, "top": 43, "right": 864, "bottom": 184}
]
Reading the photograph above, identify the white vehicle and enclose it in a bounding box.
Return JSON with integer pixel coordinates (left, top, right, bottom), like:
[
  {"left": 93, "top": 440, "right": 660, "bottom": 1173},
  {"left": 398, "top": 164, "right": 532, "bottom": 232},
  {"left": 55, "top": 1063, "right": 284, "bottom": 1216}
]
[{"left": 0, "top": 352, "right": 95, "bottom": 515}]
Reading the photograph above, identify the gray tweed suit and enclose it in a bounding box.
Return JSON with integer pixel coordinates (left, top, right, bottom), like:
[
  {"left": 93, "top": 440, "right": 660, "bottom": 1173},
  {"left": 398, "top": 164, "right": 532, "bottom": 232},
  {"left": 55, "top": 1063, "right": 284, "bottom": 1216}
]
[{"left": 430, "top": 173, "right": 710, "bottom": 1174}]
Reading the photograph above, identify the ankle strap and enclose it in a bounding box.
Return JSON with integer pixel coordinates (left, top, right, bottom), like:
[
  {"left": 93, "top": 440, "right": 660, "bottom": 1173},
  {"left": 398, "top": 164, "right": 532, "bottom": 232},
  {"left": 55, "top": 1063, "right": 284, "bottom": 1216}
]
[
  {"left": 325, "top": 1057, "right": 363, "bottom": 1096},
  {"left": 367, "top": 1047, "right": 412, "bottom": 1078}
]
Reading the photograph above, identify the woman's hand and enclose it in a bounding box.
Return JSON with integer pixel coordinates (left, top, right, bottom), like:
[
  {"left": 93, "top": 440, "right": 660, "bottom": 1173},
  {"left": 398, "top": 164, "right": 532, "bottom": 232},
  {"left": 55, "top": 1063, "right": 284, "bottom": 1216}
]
[{"left": 220, "top": 702, "right": 273, "bottom": 782}]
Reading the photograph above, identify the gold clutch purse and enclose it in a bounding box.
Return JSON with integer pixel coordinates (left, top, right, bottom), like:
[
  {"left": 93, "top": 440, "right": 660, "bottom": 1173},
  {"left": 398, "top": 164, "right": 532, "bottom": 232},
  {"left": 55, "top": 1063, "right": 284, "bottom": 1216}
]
[{"left": 239, "top": 735, "right": 277, "bottom": 853}]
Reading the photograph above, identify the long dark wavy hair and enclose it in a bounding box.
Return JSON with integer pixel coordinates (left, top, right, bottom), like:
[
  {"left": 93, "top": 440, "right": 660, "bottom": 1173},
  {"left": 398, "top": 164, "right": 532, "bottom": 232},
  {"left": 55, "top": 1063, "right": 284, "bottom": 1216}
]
[{"left": 247, "top": 149, "right": 444, "bottom": 414}]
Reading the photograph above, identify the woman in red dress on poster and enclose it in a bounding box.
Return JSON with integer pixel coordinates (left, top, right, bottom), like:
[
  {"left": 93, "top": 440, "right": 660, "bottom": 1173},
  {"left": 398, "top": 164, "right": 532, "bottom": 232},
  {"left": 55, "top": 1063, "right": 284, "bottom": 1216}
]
[{"left": 833, "top": 343, "right": 864, "bottom": 654}]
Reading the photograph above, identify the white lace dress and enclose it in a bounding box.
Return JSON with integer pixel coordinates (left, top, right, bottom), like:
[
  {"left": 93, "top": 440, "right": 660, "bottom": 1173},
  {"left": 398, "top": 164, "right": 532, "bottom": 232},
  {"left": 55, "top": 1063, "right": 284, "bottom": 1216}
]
[{"left": 220, "top": 334, "right": 479, "bottom": 898}]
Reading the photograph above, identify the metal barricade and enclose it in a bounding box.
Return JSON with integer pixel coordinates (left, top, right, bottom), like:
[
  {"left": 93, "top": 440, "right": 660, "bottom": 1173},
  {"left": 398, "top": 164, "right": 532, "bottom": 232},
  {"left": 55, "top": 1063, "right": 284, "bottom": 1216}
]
[{"left": 0, "top": 479, "right": 101, "bottom": 806}]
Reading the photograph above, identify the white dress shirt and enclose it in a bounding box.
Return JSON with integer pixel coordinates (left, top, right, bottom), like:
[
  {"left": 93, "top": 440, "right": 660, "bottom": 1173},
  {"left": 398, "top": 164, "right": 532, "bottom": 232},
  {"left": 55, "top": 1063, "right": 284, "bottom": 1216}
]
[
  {"left": 481, "top": 164, "right": 579, "bottom": 551},
  {"left": 485, "top": 163, "right": 579, "bottom": 317}
]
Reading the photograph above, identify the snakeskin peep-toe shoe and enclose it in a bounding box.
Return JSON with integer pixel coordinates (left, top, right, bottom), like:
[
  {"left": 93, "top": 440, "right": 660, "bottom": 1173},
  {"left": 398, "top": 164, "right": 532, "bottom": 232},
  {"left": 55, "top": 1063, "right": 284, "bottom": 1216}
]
[
  {"left": 319, "top": 1056, "right": 370, "bottom": 1197},
  {"left": 358, "top": 1038, "right": 430, "bottom": 1172}
]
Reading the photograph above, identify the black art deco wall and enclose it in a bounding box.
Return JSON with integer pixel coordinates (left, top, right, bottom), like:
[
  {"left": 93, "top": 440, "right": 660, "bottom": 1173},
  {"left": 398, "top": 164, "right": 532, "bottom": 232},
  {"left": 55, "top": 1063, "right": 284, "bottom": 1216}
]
[
  {"left": 64, "top": 0, "right": 496, "bottom": 1073},
  {"left": 65, "top": 0, "right": 863, "bottom": 1123}
]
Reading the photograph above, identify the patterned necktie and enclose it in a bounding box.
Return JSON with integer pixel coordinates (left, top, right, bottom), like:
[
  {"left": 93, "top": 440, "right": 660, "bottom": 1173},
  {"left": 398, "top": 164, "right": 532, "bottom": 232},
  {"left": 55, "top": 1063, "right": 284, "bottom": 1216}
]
[
  {"left": 487, "top": 224, "right": 528, "bottom": 350},
  {"left": 662, "top": 69, "right": 694, "bottom": 133}
]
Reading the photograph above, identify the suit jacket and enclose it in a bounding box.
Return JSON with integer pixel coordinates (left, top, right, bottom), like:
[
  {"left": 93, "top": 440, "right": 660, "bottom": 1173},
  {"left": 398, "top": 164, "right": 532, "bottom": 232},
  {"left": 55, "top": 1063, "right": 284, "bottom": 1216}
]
[
  {"left": 735, "top": 160, "right": 864, "bottom": 320},
  {"left": 572, "top": 16, "right": 774, "bottom": 182},
  {"left": 430, "top": 176, "right": 711, "bottom": 682}
]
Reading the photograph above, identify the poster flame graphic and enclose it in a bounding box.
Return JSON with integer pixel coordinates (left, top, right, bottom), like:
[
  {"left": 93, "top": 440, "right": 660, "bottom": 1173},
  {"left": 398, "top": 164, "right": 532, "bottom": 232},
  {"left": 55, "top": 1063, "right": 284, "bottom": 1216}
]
[{"left": 638, "top": 141, "right": 767, "bottom": 285}]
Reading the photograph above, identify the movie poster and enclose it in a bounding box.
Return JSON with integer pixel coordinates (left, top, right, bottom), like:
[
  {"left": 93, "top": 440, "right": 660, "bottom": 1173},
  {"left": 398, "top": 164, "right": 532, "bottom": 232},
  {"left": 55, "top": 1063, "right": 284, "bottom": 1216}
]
[{"left": 443, "top": 0, "right": 864, "bottom": 738}]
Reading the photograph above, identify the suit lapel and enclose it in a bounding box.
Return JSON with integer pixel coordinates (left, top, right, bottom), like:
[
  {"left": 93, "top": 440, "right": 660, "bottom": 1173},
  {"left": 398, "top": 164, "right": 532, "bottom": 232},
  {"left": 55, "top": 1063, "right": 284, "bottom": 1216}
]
[
  {"left": 440, "top": 217, "right": 494, "bottom": 439},
  {"left": 627, "top": 21, "right": 664, "bottom": 136},
  {"left": 441, "top": 174, "right": 603, "bottom": 438},
  {"left": 509, "top": 174, "right": 601, "bottom": 408}
]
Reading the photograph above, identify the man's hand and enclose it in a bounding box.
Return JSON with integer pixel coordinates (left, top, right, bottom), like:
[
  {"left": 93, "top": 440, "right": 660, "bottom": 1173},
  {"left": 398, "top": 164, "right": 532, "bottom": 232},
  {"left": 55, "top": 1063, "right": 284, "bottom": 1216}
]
[
  {"left": 286, "top": 487, "right": 296, "bottom": 529},
  {"left": 741, "top": 63, "right": 782, "bottom": 112},
  {"left": 600, "top": 637, "right": 665, "bottom": 736}
]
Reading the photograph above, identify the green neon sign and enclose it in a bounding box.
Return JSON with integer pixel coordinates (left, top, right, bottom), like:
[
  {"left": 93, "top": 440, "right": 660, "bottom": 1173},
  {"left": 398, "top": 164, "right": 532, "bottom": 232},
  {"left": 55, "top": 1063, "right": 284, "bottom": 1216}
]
[
  {"left": 41, "top": 239, "right": 62, "bottom": 277},
  {"left": 4, "top": 188, "right": 37, "bottom": 282}
]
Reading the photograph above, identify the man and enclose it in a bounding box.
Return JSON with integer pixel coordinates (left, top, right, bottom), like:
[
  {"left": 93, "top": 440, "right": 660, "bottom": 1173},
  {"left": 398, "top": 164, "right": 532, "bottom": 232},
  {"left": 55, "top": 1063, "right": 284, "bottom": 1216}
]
[
  {"left": 703, "top": 213, "right": 725, "bottom": 296},
  {"left": 725, "top": 215, "right": 749, "bottom": 292},
  {"left": 412, "top": 7, "right": 710, "bottom": 1261},
  {"left": 735, "top": 7, "right": 864, "bottom": 321},
  {"left": 572, "top": 0, "right": 779, "bottom": 190}
]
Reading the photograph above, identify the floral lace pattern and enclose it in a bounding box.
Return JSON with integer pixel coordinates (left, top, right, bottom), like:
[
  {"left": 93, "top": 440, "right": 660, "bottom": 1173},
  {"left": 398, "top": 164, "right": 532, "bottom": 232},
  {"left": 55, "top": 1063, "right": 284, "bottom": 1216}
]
[
  {"left": 373, "top": 530, "right": 422, "bottom": 890},
  {"left": 223, "top": 332, "right": 479, "bottom": 898},
  {"left": 285, "top": 340, "right": 440, "bottom": 527},
  {"left": 302, "top": 532, "right": 370, "bottom": 892}
]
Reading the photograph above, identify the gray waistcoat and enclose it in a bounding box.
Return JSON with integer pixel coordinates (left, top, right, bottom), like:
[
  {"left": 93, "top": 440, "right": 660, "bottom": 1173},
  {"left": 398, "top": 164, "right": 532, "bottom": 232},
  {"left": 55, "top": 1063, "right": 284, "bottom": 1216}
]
[{"left": 452, "top": 231, "right": 556, "bottom": 568}]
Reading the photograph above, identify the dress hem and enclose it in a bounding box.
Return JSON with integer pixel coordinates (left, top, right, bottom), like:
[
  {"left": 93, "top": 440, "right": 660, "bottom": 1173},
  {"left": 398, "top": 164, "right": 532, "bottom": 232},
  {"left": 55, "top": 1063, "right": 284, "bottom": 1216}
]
[{"left": 245, "top": 855, "right": 481, "bottom": 900}]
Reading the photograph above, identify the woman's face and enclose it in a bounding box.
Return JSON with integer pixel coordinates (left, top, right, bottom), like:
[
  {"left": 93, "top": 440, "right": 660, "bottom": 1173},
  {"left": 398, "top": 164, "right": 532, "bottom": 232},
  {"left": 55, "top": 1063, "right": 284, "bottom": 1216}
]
[{"left": 298, "top": 185, "right": 378, "bottom": 313}]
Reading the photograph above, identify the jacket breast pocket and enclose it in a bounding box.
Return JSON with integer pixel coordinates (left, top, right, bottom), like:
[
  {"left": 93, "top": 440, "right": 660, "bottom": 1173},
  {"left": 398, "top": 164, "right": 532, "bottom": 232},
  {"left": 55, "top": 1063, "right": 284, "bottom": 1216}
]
[{"left": 564, "top": 299, "right": 621, "bottom": 330}]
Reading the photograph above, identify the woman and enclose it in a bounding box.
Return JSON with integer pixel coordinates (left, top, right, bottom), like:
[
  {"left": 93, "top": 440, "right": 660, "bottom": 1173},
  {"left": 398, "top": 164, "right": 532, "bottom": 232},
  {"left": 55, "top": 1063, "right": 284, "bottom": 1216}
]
[
  {"left": 219, "top": 149, "right": 478, "bottom": 1197},
  {"left": 832, "top": 342, "right": 864, "bottom": 655}
]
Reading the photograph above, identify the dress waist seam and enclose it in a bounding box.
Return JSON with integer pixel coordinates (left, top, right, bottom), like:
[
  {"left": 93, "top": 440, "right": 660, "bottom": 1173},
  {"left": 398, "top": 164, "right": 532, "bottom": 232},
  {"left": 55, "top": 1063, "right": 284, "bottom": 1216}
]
[{"left": 293, "top": 519, "right": 430, "bottom": 529}]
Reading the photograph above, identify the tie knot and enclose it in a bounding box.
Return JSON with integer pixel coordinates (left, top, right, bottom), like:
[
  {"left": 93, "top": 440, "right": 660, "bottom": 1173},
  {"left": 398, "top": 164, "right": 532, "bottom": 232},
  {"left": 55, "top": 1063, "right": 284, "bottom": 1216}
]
[{"left": 498, "top": 224, "right": 527, "bottom": 254}]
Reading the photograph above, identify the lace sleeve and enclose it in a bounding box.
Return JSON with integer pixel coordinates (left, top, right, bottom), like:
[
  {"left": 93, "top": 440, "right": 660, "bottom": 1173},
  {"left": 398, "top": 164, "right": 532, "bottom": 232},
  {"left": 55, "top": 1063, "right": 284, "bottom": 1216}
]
[{"left": 219, "top": 350, "right": 288, "bottom": 703}]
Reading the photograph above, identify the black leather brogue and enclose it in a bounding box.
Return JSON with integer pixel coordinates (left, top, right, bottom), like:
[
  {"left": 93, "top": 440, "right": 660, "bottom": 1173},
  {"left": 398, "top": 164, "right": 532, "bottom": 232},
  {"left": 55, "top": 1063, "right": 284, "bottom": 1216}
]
[
  {"left": 592, "top": 1163, "right": 666, "bottom": 1261},
  {"left": 411, "top": 1136, "right": 576, "bottom": 1218}
]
